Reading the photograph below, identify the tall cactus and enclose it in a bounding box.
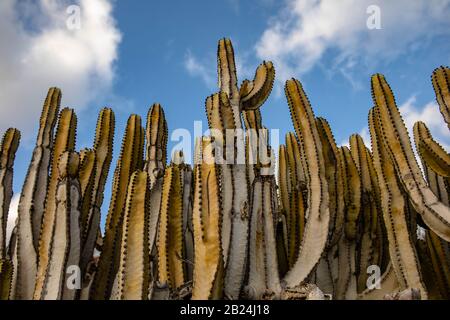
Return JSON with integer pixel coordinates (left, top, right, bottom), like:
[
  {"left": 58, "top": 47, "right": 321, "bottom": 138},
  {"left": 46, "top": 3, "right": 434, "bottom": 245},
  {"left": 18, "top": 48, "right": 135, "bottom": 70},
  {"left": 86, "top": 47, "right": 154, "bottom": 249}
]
[
  {"left": 210, "top": 39, "right": 275, "bottom": 299},
  {"left": 367, "top": 106, "right": 427, "bottom": 299},
  {"left": 34, "top": 108, "right": 77, "bottom": 300},
  {"left": 157, "top": 162, "right": 185, "bottom": 293},
  {"left": 431, "top": 66, "right": 450, "bottom": 130},
  {"left": 244, "top": 175, "right": 282, "bottom": 300},
  {"left": 111, "top": 170, "right": 151, "bottom": 300},
  {"left": 80, "top": 108, "right": 115, "bottom": 273},
  {"left": 191, "top": 137, "right": 224, "bottom": 300},
  {"left": 91, "top": 114, "right": 144, "bottom": 299},
  {"left": 0, "top": 129, "right": 20, "bottom": 259},
  {"left": 283, "top": 78, "right": 330, "bottom": 288},
  {"left": 15, "top": 88, "right": 60, "bottom": 300},
  {"left": 371, "top": 74, "right": 450, "bottom": 242},
  {"left": 41, "top": 151, "right": 81, "bottom": 300}
]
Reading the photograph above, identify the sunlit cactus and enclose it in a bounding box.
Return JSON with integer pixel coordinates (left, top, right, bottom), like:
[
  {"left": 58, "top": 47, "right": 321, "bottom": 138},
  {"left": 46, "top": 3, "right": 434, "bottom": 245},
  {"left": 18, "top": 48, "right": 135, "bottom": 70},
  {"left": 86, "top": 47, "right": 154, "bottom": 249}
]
[{"left": 0, "top": 38, "right": 449, "bottom": 301}]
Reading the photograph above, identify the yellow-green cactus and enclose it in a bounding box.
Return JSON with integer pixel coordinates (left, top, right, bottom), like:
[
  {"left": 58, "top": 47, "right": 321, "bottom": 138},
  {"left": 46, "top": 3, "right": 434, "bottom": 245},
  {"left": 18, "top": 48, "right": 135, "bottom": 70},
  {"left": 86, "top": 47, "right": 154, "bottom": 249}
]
[
  {"left": 283, "top": 78, "right": 330, "bottom": 289},
  {"left": 0, "top": 129, "right": 20, "bottom": 260},
  {"left": 34, "top": 107, "right": 77, "bottom": 300},
  {"left": 80, "top": 108, "right": 115, "bottom": 274},
  {"left": 111, "top": 170, "right": 151, "bottom": 300},
  {"left": 157, "top": 162, "right": 185, "bottom": 292},
  {"left": 365, "top": 106, "right": 427, "bottom": 299},
  {"left": 191, "top": 137, "right": 224, "bottom": 300},
  {"left": 371, "top": 74, "right": 450, "bottom": 242},
  {"left": 431, "top": 66, "right": 450, "bottom": 130},
  {"left": 15, "top": 88, "right": 61, "bottom": 300},
  {"left": 91, "top": 114, "right": 144, "bottom": 300}
]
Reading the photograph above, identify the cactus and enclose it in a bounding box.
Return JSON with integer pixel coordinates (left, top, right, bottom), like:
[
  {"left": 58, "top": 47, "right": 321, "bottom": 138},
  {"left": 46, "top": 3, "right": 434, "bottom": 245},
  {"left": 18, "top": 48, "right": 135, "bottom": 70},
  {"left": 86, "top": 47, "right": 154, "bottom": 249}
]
[
  {"left": 431, "top": 66, "right": 450, "bottom": 130},
  {"left": 91, "top": 114, "right": 144, "bottom": 299},
  {"left": 0, "top": 129, "right": 20, "bottom": 260},
  {"left": 80, "top": 108, "right": 115, "bottom": 274},
  {"left": 34, "top": 107, "right": 78, "bottom": 300},
  {"left": 15, "top": 88, "right": 60, "bottom": 300},
  {"left": 111, "top": 170, "right": 151, "bottom": 300},
  {"left": 2, "top": 39, "right": 450, "bottom": 301},
  {"left": 371, "top": 74, "right": 450, "bottom": 242},
  {"left": 283, "top": 78, "right": 330, "bottom": 288},
  {"left": 191, "top": 137, "right": 224, "bottom": 300}
]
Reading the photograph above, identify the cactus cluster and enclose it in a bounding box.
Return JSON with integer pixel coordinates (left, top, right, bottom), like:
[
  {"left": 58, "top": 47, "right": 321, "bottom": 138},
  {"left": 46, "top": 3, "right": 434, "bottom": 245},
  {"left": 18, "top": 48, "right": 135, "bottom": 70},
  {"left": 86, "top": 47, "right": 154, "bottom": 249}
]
[{"left": 0, "top": 39, "right": 449, "bottom": 300}]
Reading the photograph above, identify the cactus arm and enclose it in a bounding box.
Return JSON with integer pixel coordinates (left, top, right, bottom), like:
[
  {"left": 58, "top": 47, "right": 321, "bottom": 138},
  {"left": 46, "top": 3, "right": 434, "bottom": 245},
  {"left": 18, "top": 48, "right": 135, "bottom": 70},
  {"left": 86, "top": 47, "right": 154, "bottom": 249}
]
[
  {"left": 240, "top": 61, "right": 275, "bottom": 111},
  {"left": 205, "top": 89, "right": 248, "bottom": 299},
  {"left": 80, "top": 108, "right": 114, "bottom": 273},
  {"left": 368, "top": 107, "right": 427, "bottom": 298},
  {"left": 78, "top": 149, "right": 96, "bottom": 241},
  {"left": 413, "top": 121, "right": 450, "bottom": 178},
  {"left": 0, "top": 129, "right": 20, "bottom": 259},
  {"left": 283, "top": 79, "right": 330, "bottom": 288},
  {"left": 15, "top": 88, "right": 61, "bottom": 299},
  {"left": 349, "top": 134, "right": 382, "bottom": 293},
  {"left": 277, "top": 144, "right": 290, "bottom": 255},
  {"left": 157, "top": 164, "right": 185, "bottom": 291},
  {"left": 111, "top": 171, "right": 150, "bottom": 300},
  {"left": 145, "top": 104, "right": 168, "bottom": 183},
  {"left": 371, "top": 74, "right": 450, "bottom": 242},
  {"left": 244, "top": 176, "right": 282, "bottom": 300},
  {"left": 205, "top": 93, "right": 234, "bottom": 269},
  {"left": 217, "top": 38, "right": 240, "bottom": 111},
  {"left": 316, "top": 118, "right": 344, "bottom": 247},
  {"left": 334, "top": 146, "right": 361, "bottom": 300},
  {"left": 41, "top": 152, "right": 81, "bottom": 300},
  {"left": 285, "top": 133, "right": 306, "bottom": 267},
  {"left": 34, "top": 108, "right": 77, "bottom": 300},
  {"left": 91, "top": 115, "right": 144, "bottom": 299},
  {"left": 191, "top": 138, "right": 224, "bottom": 300},
  {"left": 243, "top": 109, "right": 263, "bottom": 132},
  {"left": 431, "top": 66, "right": 450, "bottom": 129}
]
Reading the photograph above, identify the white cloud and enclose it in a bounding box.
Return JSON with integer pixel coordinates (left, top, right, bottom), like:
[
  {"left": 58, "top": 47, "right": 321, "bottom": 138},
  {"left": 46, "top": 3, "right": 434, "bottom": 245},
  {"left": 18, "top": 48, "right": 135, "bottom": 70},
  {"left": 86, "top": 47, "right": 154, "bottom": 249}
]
[
  {"left": 184, "top": 50, "right": 216, "bottom": 89},
  {"left": 0, "top": 0, "right": 121, "bottom": 140},
  {"left": 256, "top": 0, "right": 450, "bottom": 83}
]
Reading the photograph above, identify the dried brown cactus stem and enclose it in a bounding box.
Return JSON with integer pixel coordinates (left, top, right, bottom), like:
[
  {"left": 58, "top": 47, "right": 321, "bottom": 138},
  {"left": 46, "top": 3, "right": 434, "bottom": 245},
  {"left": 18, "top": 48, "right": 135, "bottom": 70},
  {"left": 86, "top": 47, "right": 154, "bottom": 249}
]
[{"left": 371, "top": 74, "right": 450, "bottom": 242}]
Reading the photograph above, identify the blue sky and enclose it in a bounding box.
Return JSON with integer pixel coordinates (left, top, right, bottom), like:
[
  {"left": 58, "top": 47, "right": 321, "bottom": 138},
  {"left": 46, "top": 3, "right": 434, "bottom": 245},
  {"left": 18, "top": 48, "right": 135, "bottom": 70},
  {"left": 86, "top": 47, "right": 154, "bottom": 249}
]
[{"left": 1, "top": 0, "right": 450, "bottom": 232}]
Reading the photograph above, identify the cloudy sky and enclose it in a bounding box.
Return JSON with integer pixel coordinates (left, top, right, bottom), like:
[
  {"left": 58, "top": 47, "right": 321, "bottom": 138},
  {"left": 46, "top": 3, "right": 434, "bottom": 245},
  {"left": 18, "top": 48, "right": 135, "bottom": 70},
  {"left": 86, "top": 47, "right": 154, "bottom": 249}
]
[{"left": 2, "top": 0, "right": 450, "bottom": 235}]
